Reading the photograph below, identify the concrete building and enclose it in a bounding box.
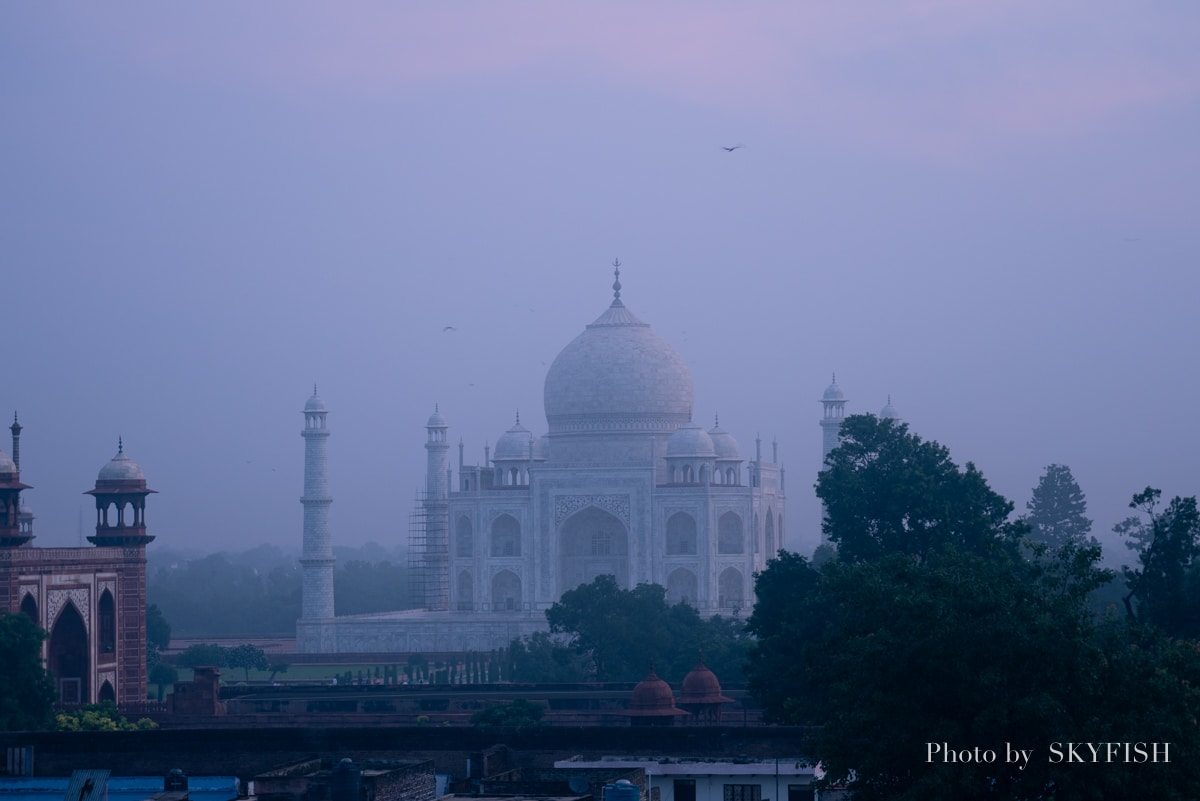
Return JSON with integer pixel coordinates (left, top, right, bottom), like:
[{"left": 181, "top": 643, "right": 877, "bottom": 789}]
[
  {"left": 297, "top": 265, "right": 785, "bottom": 653},
  {"left": 0, "top": 419, "right": 154, "bottom": 706}
]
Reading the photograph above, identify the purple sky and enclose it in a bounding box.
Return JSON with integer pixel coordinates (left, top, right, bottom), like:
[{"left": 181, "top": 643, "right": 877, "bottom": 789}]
[{"left": 3, "top": 3, "right": 1198, "bottom": 562}]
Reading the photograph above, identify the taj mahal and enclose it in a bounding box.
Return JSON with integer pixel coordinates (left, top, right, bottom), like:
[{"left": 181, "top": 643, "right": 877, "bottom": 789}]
[{"left": 296, "top": 265, "right": 887, "bottom": 654}]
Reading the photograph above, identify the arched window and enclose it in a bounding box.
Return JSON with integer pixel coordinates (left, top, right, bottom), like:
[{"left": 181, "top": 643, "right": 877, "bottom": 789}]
[
  {"left": 455, "top": 516, "right": 474, "bottom": 557},
  {"left": 491, "top": 570, "right": 522, "bottom": 612},
  {"left": 717, "top": 512, "right": 743, "bottom": 554},
  {"left": 699, "top": 465, "right": 709, "bottom": 485},
  {"left": 20, "top": 593, "right": 37, "bottom": 623},
  {"left": 666, "top": 568, "right": 698, "bottom": 607},
  {"left": 753, "top": 512, "right": 760, "bottom": 554},
  {"left": 683, "top": 465, "right": 695, "bottom": 483},
  {"left": 98, "top": 681, "right": 116, "bottom": 703},
  {"left": 99, "top": 590, "right": 116, "bottom": 655},
  {"left": 457, "top": 571, "right": 474, "bottom": 611},
  {"left": 666, "top": 512, "right": 698, "bottom": 555},
  {"left": 765, "top": 511, "right": 776, "bottom": 555},
  {"left": 718, "top": 567, "right": 744, "bottom": 610},
  {"left": 726, "top": 467, "right": 737, "bottom": 485},
  {"left": 490, "top": 514, "right": 521, "bottom": 557}
]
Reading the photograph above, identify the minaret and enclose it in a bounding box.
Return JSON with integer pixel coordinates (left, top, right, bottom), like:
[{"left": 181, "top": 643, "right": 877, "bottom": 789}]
[
  {"left": 880, "top": 395, "right": 900, "bottom": 421},
  {"left": 820, "top": 374, "right": 848, "bottom": 462},
  {"left": 300, "top": 386, "right": 335, "bottom": 621},
  {"left": 0, "top": 415, "right": 32, "bottom": 547},
  {"left": 422, "top": 405, "right": 450, "bottom": 611}
]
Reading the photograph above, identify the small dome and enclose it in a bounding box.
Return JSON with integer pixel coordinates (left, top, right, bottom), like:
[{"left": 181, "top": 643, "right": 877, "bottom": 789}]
[
  {"left": 494, "top": 418, "right": 535, "bottom": 461},
  {"left": 0, "top": 448, "right": 15, "bottom": 475},
  {"left": 679, "top": 656, "right": 733, "bottom": 705},
  {"left": 822, "top": 378, "right": 845, "bottom": 402},
  {"left": 666, "top": 422, "right": 716, "bottom": 459},
  {"left": 304, "top": 387, "right": 327, "bottom": 412},
  {"left": 427, "top": 406, "right": 447, "bottom": 428},
  {"left": 627, "top": 666, "right": 685, "bottom": 717},
  {"left": 98, "top": 442, "right": 145, "bottom": 481},
  {"left": 708, "top": 418, "right": 741, "bottom": 460},
  {"left": 880, "top": 396, "right": 899, "bottom": 420}
]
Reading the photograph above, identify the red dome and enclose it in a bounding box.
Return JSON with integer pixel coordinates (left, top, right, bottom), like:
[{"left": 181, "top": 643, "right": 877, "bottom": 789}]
[
  {"left": 627, "top": 666, "right": 685, "bottom": 717},
  {"left": 679, "top": 658, "right": 732, "bottom": 705}
]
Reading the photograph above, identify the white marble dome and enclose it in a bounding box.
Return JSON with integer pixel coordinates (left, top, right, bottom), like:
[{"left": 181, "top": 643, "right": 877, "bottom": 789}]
[
  {"left": 304, "top": 389, "right": 327, "bottom": 412},
  {"left": 823, "top": 380, "right": 845, "bottom": 402},
  {"left": 708, "top": 420, "right": 741, "bottom": 460},
  {"left": 667, "top": 421, "right": 716, "bottom": 458},
  {"left": 99, "top": 444, "right": 145, "bottom": 481},
  {"left": 494, "top": 419, "right": 535, "bottom": 460},
  {"left": 544, "top": 297, "right": 694, "bottom": 434},
  {"left": 427, "top": 408, "right": 447, "bottom": 427},
  {"left": 0, "top": 448, "right": 15, "bottom": 475}
]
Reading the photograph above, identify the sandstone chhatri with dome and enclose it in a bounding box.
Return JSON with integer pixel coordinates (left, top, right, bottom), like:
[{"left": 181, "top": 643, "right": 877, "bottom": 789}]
[{"left": 296, "top": 265, "right": 787, "bottom": 653}]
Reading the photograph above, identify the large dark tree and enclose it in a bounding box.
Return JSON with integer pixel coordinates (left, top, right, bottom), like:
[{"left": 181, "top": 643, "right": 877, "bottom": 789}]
[
  {"left": 545, "top": 575, "right": 751, "bottom": 682},
  {"left": 1025, "top": 463, "right": 1095, "bottom": 549},
  {"left": 816, "top": 415, "right": 1021, "bottom": 564},
  {"left": 0, "top": 612, "right": 56, "bottom": 731},
  {"left": 1117, "top": 487, "right": 1200, "bottom": 638},
  {"left": 748, "top": 543, "right": 1200, "bottom": 799}
]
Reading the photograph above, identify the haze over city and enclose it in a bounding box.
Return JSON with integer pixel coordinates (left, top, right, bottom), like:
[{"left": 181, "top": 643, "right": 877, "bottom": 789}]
[{"left": 3, "top": 3, "right": 1197, "bottom": 562}]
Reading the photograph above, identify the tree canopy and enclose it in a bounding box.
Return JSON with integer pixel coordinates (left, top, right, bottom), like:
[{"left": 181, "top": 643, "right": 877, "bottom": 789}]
[
  {"left": 1117, "top": 487, "right": 1200, "bottom": 638},
  {"left": 544, "top": 575, "right": 751, "bottom": 682},
  {"left": 1024, "top": 463, "right": 1095, "bottom": 549},
  {"left": 0, "top": 612, "right": 56, "bottom": 731},
  {"left": 816, "top": 414, "right": 1021, "bottom": 563},
  {"left": 470, "top": 698, "right": 546, "bottom": 729}
]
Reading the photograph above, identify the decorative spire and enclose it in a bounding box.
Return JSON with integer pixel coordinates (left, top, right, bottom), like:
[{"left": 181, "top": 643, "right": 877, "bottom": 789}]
[
  {"left": 118, "top": 436, "right": 124, "bottom": 454},
  {"left": 714, "top": 413, "right": 720, "bottom": 429},
  {"left": 831, "top": 372, "right": 837, "bottom": 385},
  {"left": 313, "top": 383, "right": 318, "bottom": 397},
  {"left": 515, "top": 410, "right": 520, "bottom": 425},
  {"left": 612, "top": 258, "right": 622, "bottom": 305}
]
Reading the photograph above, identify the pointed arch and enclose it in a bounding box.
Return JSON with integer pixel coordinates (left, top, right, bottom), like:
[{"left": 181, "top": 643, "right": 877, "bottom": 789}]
[
  {"left": 718, "top": 567, "right": 744, "bottom": 611},
  {"left": 765, "top": 510, "right": 776, "bottom": 556},
  {"left": 490, "top": 514, "right": 521, "bottom": 557},
  {"left": 559, "top": 506, "right": 629, "bottom": 594},
  {"left": 99, "top": 589, "right": 116, "bottom": 656},
  {"left": 49, "top": 602, "right": 89, "bottom": 705},
  {"left": 666, "top": 568, "right": 698, "bottom": 607},
  {"left": 491, "top": 570, "right": 521, "bottom": 612},
  {"left": 666, "top": 512, "right": 697, "bottom": 555},
  {"left": 20, "top": 592, "right": 38, "bottom": 623},
  {"left": 455, "top": 516, "right": 474, "bottom": 557},
  {"left": 457, "top": 571, "right": 474, "bottom": 611},
  {"left": 717, "top": 512, "right": 744, "bottom": 554},
  {"left": 98, "top": 680, "right": 116, "bottom": 703}
]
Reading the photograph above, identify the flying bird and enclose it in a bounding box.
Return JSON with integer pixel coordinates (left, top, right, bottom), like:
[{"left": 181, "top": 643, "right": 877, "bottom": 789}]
[
  {"left": 442, "top": 325, "right": 457, "bottom": 332},
  {"left": 720, "top": 144, "right": 744, "bottom": 152}
]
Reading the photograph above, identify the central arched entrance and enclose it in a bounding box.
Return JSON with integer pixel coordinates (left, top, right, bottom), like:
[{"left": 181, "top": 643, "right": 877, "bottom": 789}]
[
  {"left": 559, "top": 506, "right": 629, "bottom": 595},
  {"left": 49, "top": 603, "right": 89, "bottom": 705}
]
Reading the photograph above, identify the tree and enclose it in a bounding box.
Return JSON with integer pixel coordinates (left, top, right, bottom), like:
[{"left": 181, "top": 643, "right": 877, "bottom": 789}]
[
  {"left": 176, "top": 642, "right": 229, "bottom": 669},
  {"left": 1024, "top": 463, "right": 1095, "bottom": 549},
  {"left": 56, "top": 702, "right": 157, "bottom": 732},
  {"left": 148, "top": 662, "right": 178, "bottom": 701},
  {"left": 0, "top": 612, "right": 56, "bottom": 731},
  {"left": 816, "top": 415, "right": 1021, "bottom": 564},
  {"left": 226, "top": 643, "right": 270, "bottom": 681},
  {"left": 146, "top": 603, "right": 171, "bottom": 668},
  {"left": 470, "top": 698, "right": 546, "bottom": 729},
  {"left": 506, "top": 632, "right": 590, "bottom": 683},
  {"left": 268, "top": 662, "right": 290, "bottom": 683},
  {"left": 1117, "top": 487, "right": 1200, "bottom": 637},
  {"left": 545, "top": 575, "right": 750, "bottom": 682}
]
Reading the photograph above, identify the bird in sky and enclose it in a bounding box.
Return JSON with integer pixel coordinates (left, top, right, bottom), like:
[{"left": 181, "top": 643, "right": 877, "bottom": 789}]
[
  {"left": 442, "top": 325, "right": 457, "bottom": 332},
  {"left": 720, "top": 144, "right": 744, "bottom": 152}
]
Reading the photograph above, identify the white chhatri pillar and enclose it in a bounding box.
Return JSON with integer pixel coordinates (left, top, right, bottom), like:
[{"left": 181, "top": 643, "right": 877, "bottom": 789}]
[{"left": 300, "top": 385, "right": 335, "bottom": 622}]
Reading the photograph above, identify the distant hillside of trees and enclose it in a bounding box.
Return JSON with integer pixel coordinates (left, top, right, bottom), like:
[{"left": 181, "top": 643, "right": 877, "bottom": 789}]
[{"left": 148, "top": 543, "right": 414, "bottom": 637}]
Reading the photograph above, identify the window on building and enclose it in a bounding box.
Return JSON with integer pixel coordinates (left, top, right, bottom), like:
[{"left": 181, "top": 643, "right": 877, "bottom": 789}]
[
  {"left": 591, "top": 531, "right": 612, "bottom": 555},
  {"left": 786, "top": 786, "right": 809, "bottom": 801},
  {"left": 674, "top": 780, "right": 696, "bottom": 801},
  {"left": 723, "top": 785, "right": 760, "bottom": 801},
  {"left": 98, "top": 590, "right": 116, "bottom": 654}
]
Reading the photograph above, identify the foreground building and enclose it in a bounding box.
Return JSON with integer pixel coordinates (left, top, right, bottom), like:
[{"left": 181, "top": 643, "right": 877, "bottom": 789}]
[
  {"left": 0, "top": 418, "right": 154, "bottom": 705},
  {"left": 298, "top": 266, "right": 785, "bottom": 653}
]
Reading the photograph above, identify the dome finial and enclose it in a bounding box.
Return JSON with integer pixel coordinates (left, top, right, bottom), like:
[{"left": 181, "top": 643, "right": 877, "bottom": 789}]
[
  {"left": 515, "top": 409, "right": 520, "bottom": 425},
  {"left": 118, "top": 436, "right": 124, "bottom": 454},
  {"left": 714, "top": 413, "right": 719, "bottom": 428},
  {"left": 612, "top": 258, "right": 622, "bottom": 304}
]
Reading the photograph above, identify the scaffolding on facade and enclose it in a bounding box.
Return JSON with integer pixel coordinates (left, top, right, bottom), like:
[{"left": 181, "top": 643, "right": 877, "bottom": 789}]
[{"left": 408, "top": 490, "right": 449, "bottom": 611}]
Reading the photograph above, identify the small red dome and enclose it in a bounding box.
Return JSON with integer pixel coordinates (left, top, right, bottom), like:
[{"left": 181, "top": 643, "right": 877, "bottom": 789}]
[
  {"left": 680, "top": 658, "right": 730, "bottom": 705},
  {"left": 627, "top": 665, "right": 686, "bottom": 717}
]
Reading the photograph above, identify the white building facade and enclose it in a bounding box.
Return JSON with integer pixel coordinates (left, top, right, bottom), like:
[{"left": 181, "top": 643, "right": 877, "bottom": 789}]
[{"left": 298, "top": 267, "right": 784, "bottom": 653}]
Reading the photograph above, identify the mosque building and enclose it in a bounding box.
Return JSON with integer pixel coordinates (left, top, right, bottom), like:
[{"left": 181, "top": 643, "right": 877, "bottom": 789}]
[
  {"left": 296, "top": 266, "right": 786, "bottom": 653},
  {"left": 0, "top": 417, "right": 154, "bottom": 706}
]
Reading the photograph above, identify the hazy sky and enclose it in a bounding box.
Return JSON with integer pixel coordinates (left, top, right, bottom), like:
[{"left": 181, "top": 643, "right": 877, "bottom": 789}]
[{"left": 3, "top": 3, "right": 1197, "bottom": 562}]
